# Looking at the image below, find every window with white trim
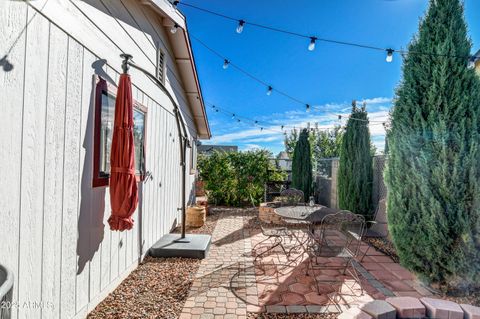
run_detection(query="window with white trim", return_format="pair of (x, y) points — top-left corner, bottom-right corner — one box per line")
(93, 76), (147, 187)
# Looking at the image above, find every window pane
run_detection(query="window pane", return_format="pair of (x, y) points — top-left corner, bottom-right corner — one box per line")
(133, 109), (145, 174)
(99, 92), (115, 177)
(99, 91), (146, 178)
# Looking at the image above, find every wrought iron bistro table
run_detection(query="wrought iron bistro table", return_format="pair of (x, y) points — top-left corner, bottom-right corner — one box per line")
(274, 205), (339, 224)
(274, 205), (340, 255)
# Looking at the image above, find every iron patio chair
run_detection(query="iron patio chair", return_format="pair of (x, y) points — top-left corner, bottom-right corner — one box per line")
(278, 188), (305, 206)
(252, 221), (289, 263)
(253, 188), (306, 262)
(306, 210), (366, 297)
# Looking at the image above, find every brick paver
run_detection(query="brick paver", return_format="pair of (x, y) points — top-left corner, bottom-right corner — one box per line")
(460, 304), (480, 319)
(386, 296), (426, 318)
(180, 209), (257, 318)
(420, 297), (464, 319)
(339, 307), (373, 319)
(180, 207), (437, 317)
(360, 300), (396, 319)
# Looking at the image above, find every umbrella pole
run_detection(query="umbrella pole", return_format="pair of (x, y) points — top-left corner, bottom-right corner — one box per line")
(121, 54), (190, 240)
(181, 137), (187, 238)
(175, 109), (188, 239)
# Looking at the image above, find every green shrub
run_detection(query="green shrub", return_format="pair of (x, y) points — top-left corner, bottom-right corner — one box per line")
(198, 150), (285, 206)
(385, 0), (480, 290)
(337, 102), (373, 218)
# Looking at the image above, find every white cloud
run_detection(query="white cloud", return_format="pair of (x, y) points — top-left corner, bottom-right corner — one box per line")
(242, 135), (283, 143)
(243, 144), (262, 151)
(209, 127), (279, 144)
(206, 97), (392, 153)
(361, 97), (392, 104)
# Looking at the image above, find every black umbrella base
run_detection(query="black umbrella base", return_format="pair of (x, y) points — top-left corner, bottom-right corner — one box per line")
(150, 234), (211, 259)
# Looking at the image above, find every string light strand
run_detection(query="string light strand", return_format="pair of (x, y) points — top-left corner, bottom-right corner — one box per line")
(175, 1), (473, 60)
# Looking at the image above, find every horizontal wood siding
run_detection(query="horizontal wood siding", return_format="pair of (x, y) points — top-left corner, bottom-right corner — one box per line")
(0, 0), (200, 318)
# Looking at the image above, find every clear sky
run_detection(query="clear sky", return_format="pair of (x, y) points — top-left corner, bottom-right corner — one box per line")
(179, 0), (480, 155)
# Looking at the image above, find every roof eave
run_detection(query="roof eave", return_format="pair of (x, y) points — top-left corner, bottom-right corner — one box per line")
(139, 0), (211, 139)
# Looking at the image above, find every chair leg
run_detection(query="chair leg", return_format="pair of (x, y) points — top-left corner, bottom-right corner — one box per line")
(345, 260), (364, 296)
(305, 255), (311, 276)
(278, 237), (288, 256)
(359, 244), (370, 262)
(306, 256), (323, 294)
(254, 236), (281, 264)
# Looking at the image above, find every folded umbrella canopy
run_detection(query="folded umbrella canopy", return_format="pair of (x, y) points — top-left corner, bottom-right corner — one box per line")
(108, 73), (138, 231)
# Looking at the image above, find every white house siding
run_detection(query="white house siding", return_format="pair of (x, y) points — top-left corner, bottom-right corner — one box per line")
(0, 0), (201, 318)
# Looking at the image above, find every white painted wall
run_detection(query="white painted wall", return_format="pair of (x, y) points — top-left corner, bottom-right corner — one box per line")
(0, 0), (201, 318)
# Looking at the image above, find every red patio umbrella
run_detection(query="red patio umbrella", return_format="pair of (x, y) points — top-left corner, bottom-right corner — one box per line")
(107, 73), (138, 231)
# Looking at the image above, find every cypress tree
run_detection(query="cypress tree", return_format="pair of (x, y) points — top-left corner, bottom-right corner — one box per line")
(291, 129), (313, 202)
(337, 101), (373, 217)
(385, 0), (480, 289)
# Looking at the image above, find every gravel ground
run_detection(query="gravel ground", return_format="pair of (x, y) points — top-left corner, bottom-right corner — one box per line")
(87, 257), (200, 319)
(364, 237), (400, 263)
(88, 206), (220, 319)
(172, 205), (222, 235)
(443, 291), (480, 307)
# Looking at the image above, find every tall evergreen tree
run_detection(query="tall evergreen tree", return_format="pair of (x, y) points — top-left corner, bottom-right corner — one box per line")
(291, 129), (313, 202)
(338, 101), (373, 217)
(385, 0), (480, 289)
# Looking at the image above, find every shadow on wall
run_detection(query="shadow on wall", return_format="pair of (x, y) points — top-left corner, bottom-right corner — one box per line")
(2, 0), (51, 72)
(91, 59), (116, 86)
(0, 55), (13, 72)
(76, 61), (110, 274)
(80, 0), (193, 130)
(77, 59), (146, 272)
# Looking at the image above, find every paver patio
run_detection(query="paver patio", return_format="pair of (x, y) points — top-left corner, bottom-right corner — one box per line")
(180, 208), (435, 318)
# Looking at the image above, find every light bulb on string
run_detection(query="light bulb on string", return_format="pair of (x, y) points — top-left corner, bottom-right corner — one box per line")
(306, 104), (310, 112)
(172, 1), (179, 8)
(170, 23), (179, 34)
(236, 20), (245, 34)
(260, 127), (264, 131)
(308, 37), (317, 51)
(232, 114), (235, 119)
(386, 49), (394, 63)
(223, 59), (230, 69)
(266, 86), (273, 96)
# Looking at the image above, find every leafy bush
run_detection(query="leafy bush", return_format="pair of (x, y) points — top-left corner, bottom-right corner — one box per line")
(285, 125), (343, 174)
(198, 150), (285, 206)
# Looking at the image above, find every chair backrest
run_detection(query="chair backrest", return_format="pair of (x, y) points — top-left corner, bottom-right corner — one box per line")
(279, 188), (304, 206)
(319, 210), (365, 257)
